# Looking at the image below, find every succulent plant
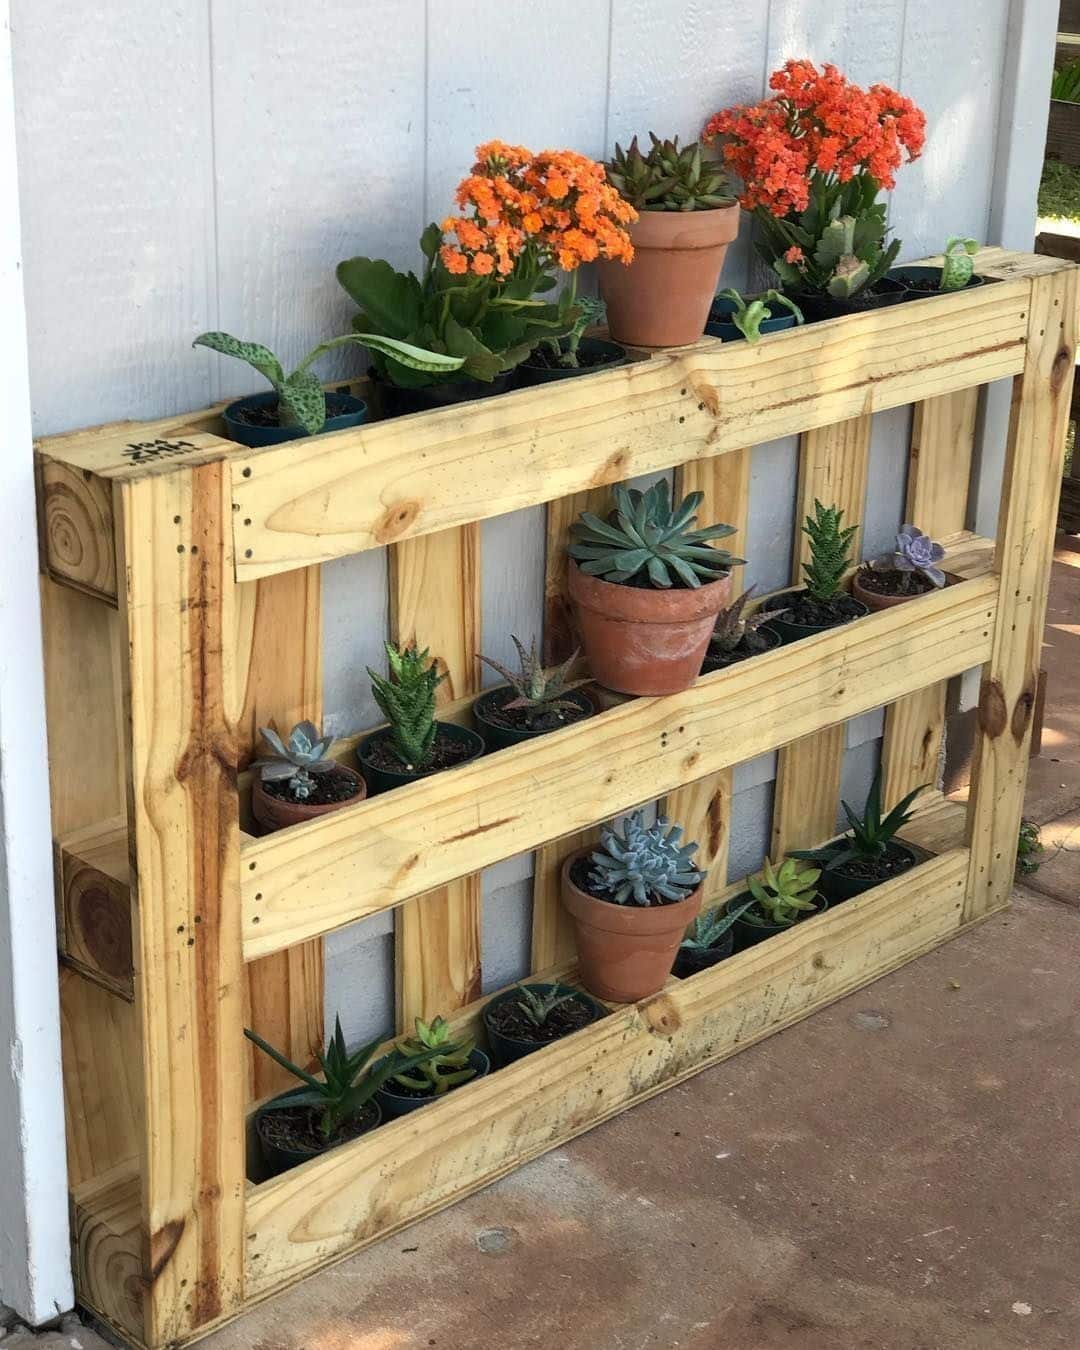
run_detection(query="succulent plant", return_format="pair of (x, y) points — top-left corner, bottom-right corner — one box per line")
(872, 524), (947, 590)
(244, 1017), (440, 1140)
(802, 500), (859, 603)
(790, 768), (927, 872)
(513, 982), (581, 1028)
(568, 481), (744, 589)
(713, 288), (804, 343)
(746, 858), (821, 926)
(589, 810), (704, 906)
(389, 1016), (476, 1096)
(606, 134), (734, 212)
(679, 897), (757, 951)
(1016, 819), (1044, 876)
(252, 720), (337, 801)
(939, 236), (979, 291)
(538, 295), (608, 369)
(193, 330), (464, 436)
(477, 635), (590, 729)
(711, 587), (786, 657)
(367, 642), (445, 770)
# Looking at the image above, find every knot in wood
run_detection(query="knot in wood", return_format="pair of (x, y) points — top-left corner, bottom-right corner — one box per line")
(977, 679), (1008, 739)
(642, 994), (681, 1036)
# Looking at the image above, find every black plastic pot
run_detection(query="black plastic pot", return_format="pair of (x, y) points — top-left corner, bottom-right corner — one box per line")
(356, 722), (485, 796)
(727, 892), (829, 952)
(515, 337), (628, 387)
(481, 984), (607, 1067)
(672, 928), (734, 978)
(815, 840), (919, 902)
(761, 589), (869, 646)
(701, 624), (781, 674)
(374, 1048), (490, 1119)
(472, 686), (594, 752)
(372, 369), (512, 419)
(791, 277), (907, 322)
(254, 1086), (382, 1178)
(887, 265), (985, 299)
(705, 296), (799, 342)
(222, 391), (367, 449)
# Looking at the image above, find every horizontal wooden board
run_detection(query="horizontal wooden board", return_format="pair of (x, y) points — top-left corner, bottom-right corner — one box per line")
(244, 847), (970, 1298)
(241, 574), (997, 959)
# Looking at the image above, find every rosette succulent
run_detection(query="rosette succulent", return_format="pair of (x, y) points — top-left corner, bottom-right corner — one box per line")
(606, 133), (734, 212)
(253, 720), (336, 801)
(390, 1016), (476, 1096)
(589, 810), (704, 906)
(514, 983), (580, 1027)
(746, 858), (821, 926)
(874, 524), (947, 590)
(477, 635), (589, 729)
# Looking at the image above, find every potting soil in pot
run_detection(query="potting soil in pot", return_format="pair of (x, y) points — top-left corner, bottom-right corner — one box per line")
(485, 996), (598, 1045)
(362, 730), (476, 776)
(257, 1099), (379, 1155)
(854, 568), (934, 600)
(775, 592), (865, 627)
(701, 626), (779, 673)
(477, 687), (591, 734)
(260, 768), (363, 807)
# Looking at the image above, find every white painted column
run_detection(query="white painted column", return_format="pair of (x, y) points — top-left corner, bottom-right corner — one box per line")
(0, 0), (74, 1325)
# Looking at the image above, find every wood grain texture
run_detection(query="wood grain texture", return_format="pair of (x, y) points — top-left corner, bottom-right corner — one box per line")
(71, 1165), (144, 1346)
(56, 817), (132, 999)
(37, 459), (116, 598)
(390, 525), (483, 1028)
(965, 269), (1078, 919)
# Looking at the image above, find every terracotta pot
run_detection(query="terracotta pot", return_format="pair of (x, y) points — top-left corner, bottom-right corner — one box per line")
(568, 562), (731, 696)
(851, 569), (958, 613)
(560, 848), (703, 1002)
(597, 204), (740, 348)
(251, 765), (366, 834)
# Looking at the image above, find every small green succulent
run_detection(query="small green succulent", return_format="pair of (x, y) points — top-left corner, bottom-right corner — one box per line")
(680, 897), (757, 951)
(746, 858), (821, 926)
(711, 587), (786, 657)
(252, 720), (336, 801)
(477, 635), (589, 730)
(802, 500), (859, 603)
(939, 237), (979, 291)
(713, 288), (804, 342)
(1016, 819), (1044, 876)
(390, 1016), (476, 1096)
(606, 134), (734, 212)
(513, 983), (580, 1028)
(569, 481), (744, 589)
(367, 642), (445, 770)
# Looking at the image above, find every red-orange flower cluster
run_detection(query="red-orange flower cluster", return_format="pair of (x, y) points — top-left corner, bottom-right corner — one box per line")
(703, 60), (926, 218)
(440, 140), (637, 278)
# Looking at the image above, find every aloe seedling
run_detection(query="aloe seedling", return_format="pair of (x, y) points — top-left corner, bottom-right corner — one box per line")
(939, 237), (979, 291)
(606, 133), (733, 212)
(713, 288), (804, 343)
(252, 720), (336, 801)
(367, 642), (445, 770)
(193, 330), (464, 436)
(589, 810), (704, 906)
(477, 635), (589, 729)
(680, 898), (757, 950)
(569, 480), (744, 589)
(390, 1016), (476, 1096)
(746, 858), (820, 926)
(802, 500), (859, 603)
(871, 524), (947, 590)
(711, 587), (786, 657)
(791, 768), (927, 872)
(513, 983), (580, 1028)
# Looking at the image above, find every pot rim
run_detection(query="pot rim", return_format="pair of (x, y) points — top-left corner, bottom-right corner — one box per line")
(622, 201), (740, 250)
(356, 720), (485, 769)
(568, 560), (732, 623)
(473, 684), (595, 724)
(560, 846), (703, 935)
(255, 1086), (382, 1157)
(252, 764), (366, 820)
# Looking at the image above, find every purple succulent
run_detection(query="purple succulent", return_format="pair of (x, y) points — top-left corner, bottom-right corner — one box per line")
(877, 524), (946, 588)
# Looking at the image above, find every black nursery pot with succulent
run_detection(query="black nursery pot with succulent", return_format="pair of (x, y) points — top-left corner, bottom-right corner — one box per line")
(516, 298), (627, 386)
(726, 858), (827, 952)
(762, 500), (868, 643)
(358, 642), (484, 795)
(374, 1016), (489, 1119)
(790, 769), (924, 902)
(701, 586), (784, 672)
(473, 635), (594, 751)
(482, 982), (607, 1067)
(672, 897), (757, 976)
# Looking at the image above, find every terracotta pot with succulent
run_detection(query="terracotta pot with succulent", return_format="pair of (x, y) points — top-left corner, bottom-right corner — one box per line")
(562, 811), (704, 1002)
(374, 1015), (489, 1119)
(853, 524), (950, 611)
(598, 134), (739, 347)
(567, 481), (744, 695)
(790, 769), (924, 902)
(358, 642), (484, 795)
(672, 897), (758, 977)
(244, 1018), (441, 1177)
(762, 500), (868, 643)
(705, 60), (926, 321)
(192, 331), (463, 448)
(727, 858), (827, 951)
(516, 297), (627, 386)
(250, 720), (365, 833)
(890, 236), (985, 298)
(337, 141), (635, 416)
(473, 635), (594, 751)
(701, 586), (785, 673)
(482, 981), (607, 1067)
(706, 288), (804, 343)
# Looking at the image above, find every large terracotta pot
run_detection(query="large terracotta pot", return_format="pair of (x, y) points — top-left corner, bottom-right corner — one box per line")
(568, 561), (731, 695)
(597, 204), (740, 348)
(560, 848), (702, 1002)
(251, 766), (366, 834)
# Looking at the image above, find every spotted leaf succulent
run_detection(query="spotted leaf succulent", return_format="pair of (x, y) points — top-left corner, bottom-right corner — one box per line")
(589, 810), (704, 906)
(680, 898), (757, 951)
(939, 237), (979, 291)
(477, 635), (589, 729)
(711, 587), (786, 656)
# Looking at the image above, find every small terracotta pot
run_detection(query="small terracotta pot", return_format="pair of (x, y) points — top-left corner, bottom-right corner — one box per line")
(560, 848), (703, 1002)
(251, 766), (366, 834)
(568, 562), (731, 695)
(597, 204), (740, 348)
(851, 568), (957, 613)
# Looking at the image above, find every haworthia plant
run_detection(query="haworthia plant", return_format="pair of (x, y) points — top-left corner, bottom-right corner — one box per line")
(193, 330), (465, 436)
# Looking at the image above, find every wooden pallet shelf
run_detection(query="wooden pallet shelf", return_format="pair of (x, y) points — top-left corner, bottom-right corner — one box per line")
(36, 249), (1075, 1349)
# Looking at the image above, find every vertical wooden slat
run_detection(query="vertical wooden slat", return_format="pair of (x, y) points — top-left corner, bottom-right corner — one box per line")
(116, 464), (244, 1345)
(965, 270), (1077, 920)
(771, 416), (871, 857)
(390, 525), (483, 1028)
(880, 388), (979, 808)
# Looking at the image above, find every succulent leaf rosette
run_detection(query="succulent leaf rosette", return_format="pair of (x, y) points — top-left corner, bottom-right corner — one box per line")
(589, 811), (704, 906)
(874, 524), (947, 589)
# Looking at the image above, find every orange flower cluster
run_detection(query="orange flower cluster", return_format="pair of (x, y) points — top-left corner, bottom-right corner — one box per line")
(703, 60), (926, 218)
(440, 140), (637, 279)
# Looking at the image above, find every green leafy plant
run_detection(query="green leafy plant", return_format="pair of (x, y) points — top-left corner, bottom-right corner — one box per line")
(801, 500), (859, 603)
(477, 635), (589, 729)
(367, 642), (445, 770)
(513, 983), (580, 1028)
(1016, 819), (1044, 876)
(606, 134), (734, 212)
(536, 295), (608, 368)
(680, 898), (757, 950)
(389, 1016), (476, 1096)
(589, 810), (704, 906)
(711, 587), (786, 656)
(746, 858), (821, 926)
(790, 768), (927, 872)
(245, 1018), (439, 1140)
(1052, 59), (1080, 102)
(252, 720), (336, 801)
(713, 288), (804, 342)
(939, 237), (979, 291)
(193, 330), (464, 435)
(568, 481), (744, 589)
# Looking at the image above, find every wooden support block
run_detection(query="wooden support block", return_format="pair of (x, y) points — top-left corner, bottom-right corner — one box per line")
(56, 817), (132, 998)
(37, 459), (117, 600)
(71, 1165), (144, 1346)
(390, 524), (483, 1028)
